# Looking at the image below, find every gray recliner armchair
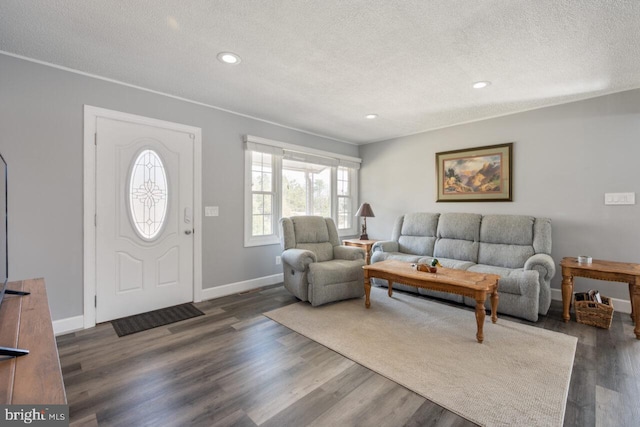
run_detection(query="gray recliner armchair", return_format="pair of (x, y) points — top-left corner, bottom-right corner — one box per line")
(279, 216), (366, 306)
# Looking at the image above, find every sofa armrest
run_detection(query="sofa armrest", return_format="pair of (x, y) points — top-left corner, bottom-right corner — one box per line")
(334, 245), (365, 261)
(282, 248), (317, 271)
(372, 240), (399, 253)
(524, 254), (556, 282)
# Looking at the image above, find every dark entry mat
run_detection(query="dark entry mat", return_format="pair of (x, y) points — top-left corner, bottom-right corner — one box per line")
(111, 303), (205, 337)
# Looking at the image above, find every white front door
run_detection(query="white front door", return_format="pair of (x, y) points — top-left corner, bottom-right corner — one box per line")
(95, 117), (194, 323)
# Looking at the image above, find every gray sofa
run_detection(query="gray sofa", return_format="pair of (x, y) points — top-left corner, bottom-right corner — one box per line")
(280, 216), (366, 306)
(371, 213), (555, 321)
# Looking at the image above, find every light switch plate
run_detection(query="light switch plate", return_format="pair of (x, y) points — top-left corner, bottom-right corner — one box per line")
(604, 192), (635, 205)
(205, 206), (219, 216)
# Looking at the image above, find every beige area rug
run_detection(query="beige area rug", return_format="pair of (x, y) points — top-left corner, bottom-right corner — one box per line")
(264, 287), (577, 427)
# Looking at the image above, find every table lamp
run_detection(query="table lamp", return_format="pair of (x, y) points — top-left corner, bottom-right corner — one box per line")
(355, 202), (375, 240)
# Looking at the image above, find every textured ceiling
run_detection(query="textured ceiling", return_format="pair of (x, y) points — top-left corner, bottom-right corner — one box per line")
(1, 0), (639, 144)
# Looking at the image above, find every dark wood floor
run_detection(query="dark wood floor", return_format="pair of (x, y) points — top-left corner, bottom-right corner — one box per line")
(57, 286), (640, 427)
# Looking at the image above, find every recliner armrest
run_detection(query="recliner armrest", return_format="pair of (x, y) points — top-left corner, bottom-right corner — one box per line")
(282, 249), (317, 271)
(524, 254), (556, 282)
(372, 240), (399, 253)
(334, 245), (365, 261)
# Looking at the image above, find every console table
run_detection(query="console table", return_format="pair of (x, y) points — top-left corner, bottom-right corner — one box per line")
(0, 278), (67, 404)
(560, 257), (640, 339)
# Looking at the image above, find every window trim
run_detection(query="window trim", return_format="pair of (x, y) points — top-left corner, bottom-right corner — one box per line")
(244, 135), (360, 247)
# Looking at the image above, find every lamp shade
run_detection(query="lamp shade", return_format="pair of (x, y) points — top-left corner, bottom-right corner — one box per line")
(355, 203), (375, 218)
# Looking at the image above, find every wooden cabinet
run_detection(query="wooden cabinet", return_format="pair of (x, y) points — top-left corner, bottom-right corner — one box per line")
(343, 239), (378, 265)
(0, 278), (67, 404)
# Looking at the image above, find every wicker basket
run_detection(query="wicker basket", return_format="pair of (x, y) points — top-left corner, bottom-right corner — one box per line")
(574, 295), (614, 329)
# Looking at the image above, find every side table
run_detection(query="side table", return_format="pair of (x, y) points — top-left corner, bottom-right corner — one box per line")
(343, 239), (378, 265)
(560, 257), (640, 339)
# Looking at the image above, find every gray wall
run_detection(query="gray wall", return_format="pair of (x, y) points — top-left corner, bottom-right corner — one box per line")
(360, 89), (640, 301)
(3, 51), (638, 320)
(0, 54), (358, 320)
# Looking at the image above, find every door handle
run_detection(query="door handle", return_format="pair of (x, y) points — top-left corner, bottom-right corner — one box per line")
(185, 230), (192, 235)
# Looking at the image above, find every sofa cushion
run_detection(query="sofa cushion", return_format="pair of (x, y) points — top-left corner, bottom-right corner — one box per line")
(478, 242), (535, 269)
(288, 216), (336, 262)
(401, 212), (439, 236)
(480, 215), (534, 245)
(370, 251), (422, 264)
(434, 213), (481, 263)
(466, 263), (513, 276)
(437, 213), (481, 241)
(478, 215), (536, 268)
(398, 236), (436, 256)
(434, 240), (478, 263)
(292, 216), (329, 243)
(397, 212), (439, 255)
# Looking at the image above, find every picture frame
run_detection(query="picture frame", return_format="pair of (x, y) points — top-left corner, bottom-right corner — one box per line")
(436, 142), (512, 202)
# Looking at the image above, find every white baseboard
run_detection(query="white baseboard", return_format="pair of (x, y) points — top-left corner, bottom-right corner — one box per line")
(551, 288), (631, 314)
(52, 315), (85, 336)
(47, 283), (632, 334)
(50, 274), (284, 334)
(200, 273), (284, 302)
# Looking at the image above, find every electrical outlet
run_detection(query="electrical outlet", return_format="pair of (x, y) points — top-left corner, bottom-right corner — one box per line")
(604, 192), (635, 205)
(205, 206), (219, 216)
(275, 256), (281, 265)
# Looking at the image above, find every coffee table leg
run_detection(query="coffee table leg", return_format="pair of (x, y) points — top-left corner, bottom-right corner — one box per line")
(490, 288), (499, 324)
(364, 274), (371, 309)
(561, 272), (573, 322)
(387, 280), (393, 297)
(475, 297), (486, 343)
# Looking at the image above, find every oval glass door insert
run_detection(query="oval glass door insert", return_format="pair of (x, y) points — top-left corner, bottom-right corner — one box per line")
(128, 149), (168, 240)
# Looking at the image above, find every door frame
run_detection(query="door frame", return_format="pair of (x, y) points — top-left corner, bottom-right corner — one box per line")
(83, 105), (203, 329)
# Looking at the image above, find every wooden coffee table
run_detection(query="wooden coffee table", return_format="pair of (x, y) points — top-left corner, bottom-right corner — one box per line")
(363, 260), (500, 343)
(560, 257), (640, 339)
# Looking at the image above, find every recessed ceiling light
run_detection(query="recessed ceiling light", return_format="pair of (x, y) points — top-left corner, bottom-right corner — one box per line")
(365, 114), (378, 119)
(472, 81), (491, 89)
(217, 52), (241, 64)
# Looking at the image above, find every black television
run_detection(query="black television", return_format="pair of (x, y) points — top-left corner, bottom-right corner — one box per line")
(0, 153), (29, 358)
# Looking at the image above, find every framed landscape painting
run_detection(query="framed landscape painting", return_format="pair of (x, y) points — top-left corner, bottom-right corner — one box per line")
(436, 142), (512, 202)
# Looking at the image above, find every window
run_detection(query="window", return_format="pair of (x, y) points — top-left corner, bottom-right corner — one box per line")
(337, 166), (352, 230)
(244, 136), (360, 247)
(245, 149), (280, 247)
(282, 159), (331, 218)
(251, 152), (275, 237)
